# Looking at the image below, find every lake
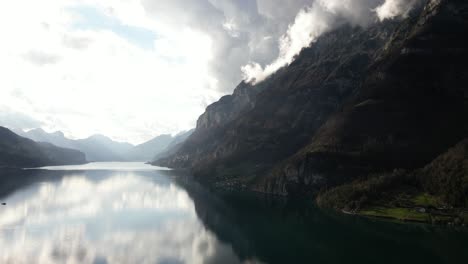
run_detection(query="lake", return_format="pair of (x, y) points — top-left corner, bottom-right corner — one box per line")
(0, 162), (467, 264)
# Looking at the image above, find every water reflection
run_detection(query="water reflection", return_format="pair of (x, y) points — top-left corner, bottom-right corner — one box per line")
(1, 164), (468, 264)
(0, 169), (244, 264)
(38, 161), (170, 171)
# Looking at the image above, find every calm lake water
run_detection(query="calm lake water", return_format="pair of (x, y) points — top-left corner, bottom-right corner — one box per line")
(0, 162), (467, 264)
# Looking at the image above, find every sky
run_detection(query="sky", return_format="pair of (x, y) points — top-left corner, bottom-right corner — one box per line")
(0, 0), (420, 144)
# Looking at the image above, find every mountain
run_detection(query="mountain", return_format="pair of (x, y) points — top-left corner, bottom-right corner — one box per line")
(155, 0), (468, 221)
(79, 134), (133, 161)
(0, 126), (86, 168)
(125, 134), (173, 162)
(18, 128), (134, 162)
(156, 13), (404, 181)
(152, 129), (194, 161)
(19, 128), (195, 162)
(125, 130), (195, 162)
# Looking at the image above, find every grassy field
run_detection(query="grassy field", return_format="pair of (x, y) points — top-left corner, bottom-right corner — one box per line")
(357, 193), (466, 224)
(360, 207), (430, 222)
(411, 193), (443, 208)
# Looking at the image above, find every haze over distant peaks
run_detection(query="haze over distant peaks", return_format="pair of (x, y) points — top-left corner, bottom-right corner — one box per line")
(17, 128), (194, 162)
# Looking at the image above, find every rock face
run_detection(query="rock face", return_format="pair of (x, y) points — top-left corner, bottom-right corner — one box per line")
(0, 126), (87, 167)
(156, 0), (468, 201)
(155, 81), (268, 169)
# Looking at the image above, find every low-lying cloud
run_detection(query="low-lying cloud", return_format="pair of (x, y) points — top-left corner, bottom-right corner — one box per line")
(376, 0), (421, 21)
(0, 106), (44, 130)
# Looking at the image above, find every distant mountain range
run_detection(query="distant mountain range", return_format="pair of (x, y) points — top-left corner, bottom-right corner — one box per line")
(126, 134), (173, 162)
(16, 128), (133, 162)
(128, 129), (194, 162)
(16, 128), (194, 162)
(0, 126), (86, 168)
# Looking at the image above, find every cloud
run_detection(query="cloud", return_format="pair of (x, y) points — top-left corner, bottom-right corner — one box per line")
(0, 106), (44, 130)
(376, 0), (421, 21)
(0, 1), (219, 144)
(242, 0), (423, 84)
(242, 3), (333, 83)
(139, 0), (311, 92)
(62, 34), (93, 50)
(23, 50), (61, 66)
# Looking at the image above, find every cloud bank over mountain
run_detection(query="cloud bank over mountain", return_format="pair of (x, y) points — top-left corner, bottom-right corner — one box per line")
(242, 0), (424, 83)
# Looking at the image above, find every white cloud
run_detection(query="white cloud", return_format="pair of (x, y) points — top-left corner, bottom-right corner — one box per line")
(242, 3), (333, 83)
(22, 50), (61, 66)
(376, 0), (421, 21)
(0, 0), (220, 144)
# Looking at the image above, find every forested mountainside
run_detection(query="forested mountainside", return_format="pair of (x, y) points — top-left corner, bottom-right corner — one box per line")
(0, 126), (86, 168)
(155, 0), (468, 221)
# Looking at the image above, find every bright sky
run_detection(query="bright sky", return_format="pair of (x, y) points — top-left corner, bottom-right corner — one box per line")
(0, 0), (413, 144)
(0, 0), (223, 144)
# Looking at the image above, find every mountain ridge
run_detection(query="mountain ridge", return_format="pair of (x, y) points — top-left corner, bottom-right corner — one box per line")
(17, 128), (133, 162)
(18, 128), (195, 162)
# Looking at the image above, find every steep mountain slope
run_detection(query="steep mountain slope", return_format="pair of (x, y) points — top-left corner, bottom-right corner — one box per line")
(156, 0), (468, 212)
(0, 127), (86, 167)
(155, 80), (271, 168)
(152, 129), (194, 161)
(262, 0), (468, 195)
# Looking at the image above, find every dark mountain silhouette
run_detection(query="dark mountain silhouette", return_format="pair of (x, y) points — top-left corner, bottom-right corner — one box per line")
(0, 126), (86, 168)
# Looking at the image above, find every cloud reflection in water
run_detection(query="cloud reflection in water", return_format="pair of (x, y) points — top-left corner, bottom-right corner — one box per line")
(0, 171), (243, 264)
